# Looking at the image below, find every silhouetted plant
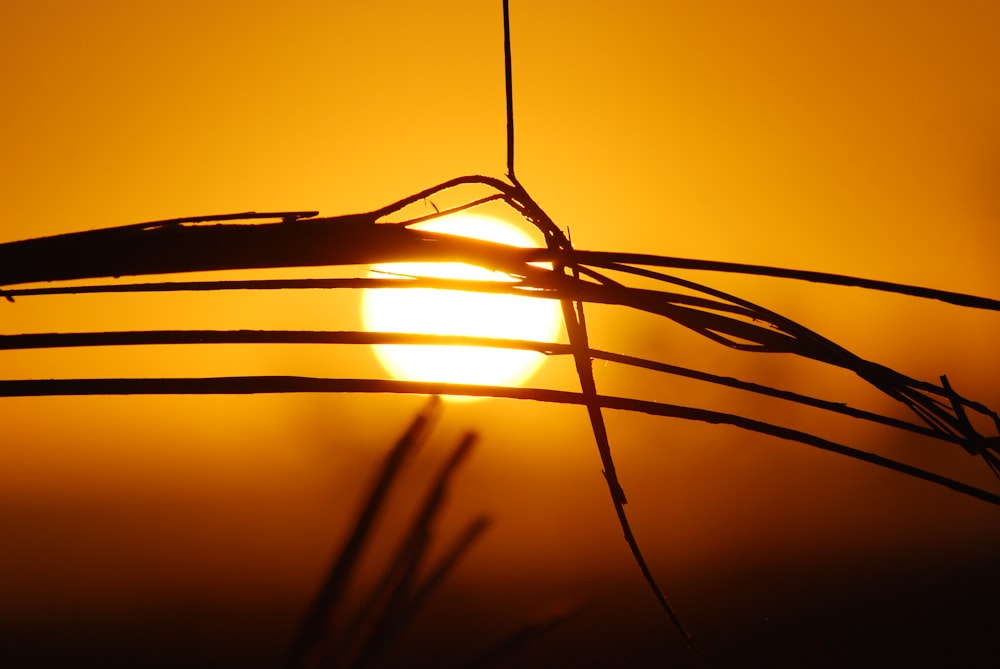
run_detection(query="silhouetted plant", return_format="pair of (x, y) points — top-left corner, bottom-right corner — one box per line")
(1, 0), (998, 660)
(284, 396), (582, 669)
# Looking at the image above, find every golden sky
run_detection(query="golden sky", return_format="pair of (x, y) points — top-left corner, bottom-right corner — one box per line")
(2, 1), (999, 667)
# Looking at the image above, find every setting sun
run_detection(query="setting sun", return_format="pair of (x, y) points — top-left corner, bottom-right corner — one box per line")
(361, 213), (562, 390)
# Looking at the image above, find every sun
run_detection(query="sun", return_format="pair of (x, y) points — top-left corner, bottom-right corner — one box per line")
(361, 212), (562, 392)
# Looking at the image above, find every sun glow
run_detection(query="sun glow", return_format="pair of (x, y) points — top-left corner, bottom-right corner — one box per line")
(361, 213), (562, 392)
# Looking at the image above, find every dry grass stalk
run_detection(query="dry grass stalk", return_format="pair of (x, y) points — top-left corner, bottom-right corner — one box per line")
(2, 1), (999, 658)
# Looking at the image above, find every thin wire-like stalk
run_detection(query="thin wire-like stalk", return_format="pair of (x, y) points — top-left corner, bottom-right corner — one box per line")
(371, 515), (493, 654)
(503, 0), (515, 180)
(0, 328), (969, 444)
(550, 249), (1000, 312)
(349, 513), (492, 669)
(555, 257), (698, 650)
(489, 17), (700, 636)
(285, 396), (441, 669)
(318, 432), (482, 669)
(392, 193), (508, 228)
(3, 375), (995, 506)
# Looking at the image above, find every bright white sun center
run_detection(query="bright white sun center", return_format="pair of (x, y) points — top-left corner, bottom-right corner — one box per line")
(361, 213), (561, 393)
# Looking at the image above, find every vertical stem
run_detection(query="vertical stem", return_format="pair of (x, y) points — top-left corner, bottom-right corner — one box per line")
(503, 0), (516, 180)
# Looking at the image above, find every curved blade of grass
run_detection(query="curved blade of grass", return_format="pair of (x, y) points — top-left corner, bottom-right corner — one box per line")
(349, 514), (493, 669)
(334, 432), (478, 669)
(285, 395), (440, 669)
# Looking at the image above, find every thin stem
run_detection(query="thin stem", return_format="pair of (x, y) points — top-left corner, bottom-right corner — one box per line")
(503, 0), (515, 179)
(553, 250), (1000, 313)
(336, 433), (480, 669)
(2, 376), (996, 506)
(391, 193), (508, 228)
(285, 396), (441, 669)
(0, 328), (959, 444)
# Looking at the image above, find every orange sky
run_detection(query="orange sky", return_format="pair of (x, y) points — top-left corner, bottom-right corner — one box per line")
(2, 2), (1000, 667)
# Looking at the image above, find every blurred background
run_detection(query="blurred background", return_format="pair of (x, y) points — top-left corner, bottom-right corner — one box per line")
(1, 1), (999, 666)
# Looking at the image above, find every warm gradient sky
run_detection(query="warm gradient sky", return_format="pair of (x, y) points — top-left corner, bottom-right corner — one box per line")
(2, 2), (1000, 667)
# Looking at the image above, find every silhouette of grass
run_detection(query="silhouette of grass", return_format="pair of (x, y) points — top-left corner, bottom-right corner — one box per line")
(284, 396), (574, 669)
(2, 0), (999, 659)
(285, 396), (442, 669)
(3, 118), (1000, 663)
(2, 213), (998, 493)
